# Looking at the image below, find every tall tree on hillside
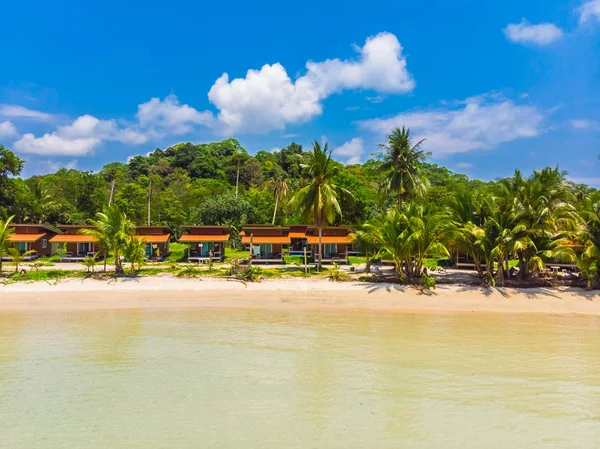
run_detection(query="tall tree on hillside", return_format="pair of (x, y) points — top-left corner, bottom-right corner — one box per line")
(289, 141), (351, 270)
(268, 177), (289, 225)
(0, 216), (15, 273)
(375, 127), (430, 206)
(80, 204), (135, 275)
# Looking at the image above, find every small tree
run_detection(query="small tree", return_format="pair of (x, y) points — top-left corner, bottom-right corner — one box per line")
(0, 216), (15, 273)
(7, 248), (35, 273)
(123, 236), (146, 277)
(82, 256), (97, 273)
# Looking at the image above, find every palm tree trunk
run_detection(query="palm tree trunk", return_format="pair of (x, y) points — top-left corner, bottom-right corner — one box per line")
(272, 194), (279, 225)
(103, 249), (107, 272)
(109, 181), (115, 205)
(317, 227), (323, 272)
(235, 164), (240, 199)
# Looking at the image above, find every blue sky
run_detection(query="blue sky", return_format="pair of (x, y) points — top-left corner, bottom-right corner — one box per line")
(1, 0), (599, 184)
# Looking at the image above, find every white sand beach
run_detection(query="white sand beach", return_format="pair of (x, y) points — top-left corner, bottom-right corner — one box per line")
(1, 276), (599, 315)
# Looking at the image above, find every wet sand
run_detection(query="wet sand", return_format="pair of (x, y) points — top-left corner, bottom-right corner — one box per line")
(1, 277), (599, 315)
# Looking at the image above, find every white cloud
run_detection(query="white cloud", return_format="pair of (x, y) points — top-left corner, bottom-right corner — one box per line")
(334, 137), (365, 164)
(13, 114), (149, 156)
(0, 104), (55, 122)
(456, 162), (473, 169)
(14, 133), (101, 156)
(136, 94), (214, 135)
(578, 0), (600, 23)
(503, 19), (563, 45)
(0, 121), (17, 138)
(208, 32), (414, 134)
(281, 133), (299, 138)
(366, 95), (386, 103)
(359, 93), (544, 156)
(571, 119), (600, 130)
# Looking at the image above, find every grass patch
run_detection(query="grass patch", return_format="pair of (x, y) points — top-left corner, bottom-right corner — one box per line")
(225, 247), (249, 260)
(283, 255), (304, 265)
(1, 270), (88, 284)
(163, 242), (188, 262)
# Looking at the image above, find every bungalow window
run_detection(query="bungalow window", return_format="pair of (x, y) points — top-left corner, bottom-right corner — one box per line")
(77, 242), (91, 255)
(16, 242), (27, 252)
(41, 239), (47, 249)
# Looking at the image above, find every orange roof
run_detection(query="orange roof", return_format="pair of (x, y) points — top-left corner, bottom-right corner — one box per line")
(136, 234), (170, 243)
(8, 233), (45, 243)
(306, 233), (355, 244)
(49, 235), (98, 243)
(179, 234), (230, 243)
(241, 236), (290, 244)
(289, 232), (307, 238)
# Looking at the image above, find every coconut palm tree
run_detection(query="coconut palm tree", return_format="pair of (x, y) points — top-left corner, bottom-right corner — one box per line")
(375, 126), (430, 206)
(0, 216), (15, 273)
(80, 204), (134, 275)
(268, 177), (289, 225)
(360, 204), (451, 281)
(123, 236), (147, 276)
(289, 141), (351, 270)
(7, 248), (35, 273)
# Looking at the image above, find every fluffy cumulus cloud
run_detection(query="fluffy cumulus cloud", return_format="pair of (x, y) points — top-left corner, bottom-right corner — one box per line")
(0, 121), (17, 138)
(579, 0), (600, 23)
(333, 138), (365, 164)
(136, 94), (214, 135)
(503, 19), (563, 45)
(208, 32), (414, 134)
(14, 133), (101, 156)
(14, 114), (148, 156)
(359, 93), (544, 156)
(0, 104), (55, 122)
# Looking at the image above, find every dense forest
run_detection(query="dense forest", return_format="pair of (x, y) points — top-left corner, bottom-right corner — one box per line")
(0, 138), (496, 230)
(1, 129), (599, 286)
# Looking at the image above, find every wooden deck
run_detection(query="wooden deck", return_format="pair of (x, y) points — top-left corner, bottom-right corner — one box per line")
(188, 256), (222, 263)
(1, 254), (39, 262)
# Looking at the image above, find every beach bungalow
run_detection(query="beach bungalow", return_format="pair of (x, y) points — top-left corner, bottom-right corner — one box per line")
(2, 224), (59, 261)
(49, 225), (99, 262)
(179, 226), (230, 262)
(240, 225), (290, 263)
(305, 226), (356, 264)
(135, 226), (171, 261)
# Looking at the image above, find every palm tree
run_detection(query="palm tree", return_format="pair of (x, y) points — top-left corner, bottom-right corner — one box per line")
(375, 126), (430, 206)
(289, 141), (351, 270)
(0, 216), (15, 273)
(270, 177), (289, 225)
(123, 236), (147, 276)
(7, 248), (35, 273)
(360, 204), (451, 281)
(80, 204), (134, 275)
(82, 256), (97, 273)
(554, 191), (600, 289)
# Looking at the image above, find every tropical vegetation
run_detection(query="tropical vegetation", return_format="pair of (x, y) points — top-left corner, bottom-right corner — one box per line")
(0, 130), (598, 287)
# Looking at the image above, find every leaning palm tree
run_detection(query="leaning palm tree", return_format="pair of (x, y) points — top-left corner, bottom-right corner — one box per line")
(7, 248), (35, 273)
(270, 177), (289, 225)
(289, 141), (351, 270)
(0, 216), (15, 273)
(374, 126), (430, 206)
(80, 204), (134, 275)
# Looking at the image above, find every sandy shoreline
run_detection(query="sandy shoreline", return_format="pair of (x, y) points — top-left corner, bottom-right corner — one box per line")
(0, 276), (599, 315)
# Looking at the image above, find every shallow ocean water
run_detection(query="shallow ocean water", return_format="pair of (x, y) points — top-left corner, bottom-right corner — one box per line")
(1, 309), (599, 448)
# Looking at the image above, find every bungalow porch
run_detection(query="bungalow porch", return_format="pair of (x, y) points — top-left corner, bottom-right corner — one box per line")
(179, 226), (230, 263)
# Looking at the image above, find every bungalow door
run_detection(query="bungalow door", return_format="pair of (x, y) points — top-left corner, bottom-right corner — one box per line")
(324, 244), (337, 257)
(260, 244), (272, 257)
(77, 242), (91, 255)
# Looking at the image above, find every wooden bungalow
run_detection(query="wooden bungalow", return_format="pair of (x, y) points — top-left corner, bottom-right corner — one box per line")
(240, 225), (290, 263)
(2, 224), (59, 261)
(305, 226), (356, 264)
(135, 226), (171, 261)
(179, 226), (230, 262)
(49, 225), (99, 262)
